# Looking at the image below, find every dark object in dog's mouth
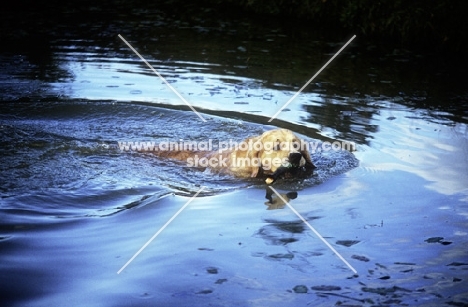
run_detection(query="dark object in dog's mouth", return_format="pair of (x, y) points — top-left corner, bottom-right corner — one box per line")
(265, 152), (315, 184)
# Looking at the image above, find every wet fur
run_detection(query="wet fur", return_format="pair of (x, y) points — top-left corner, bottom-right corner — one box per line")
(155, 128), (315, 179)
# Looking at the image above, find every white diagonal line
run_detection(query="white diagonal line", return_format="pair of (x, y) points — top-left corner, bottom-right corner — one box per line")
(117, 186), (205, 274)
(118, 34), (207, 122)
(268, 186), (358, 274)
(268, 35), (356, 122)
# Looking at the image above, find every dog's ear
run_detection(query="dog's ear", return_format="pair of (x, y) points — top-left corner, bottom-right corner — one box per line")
(300, 147), (316, 170)
(245, 136), (262, 177)
(292, 136), (315, 170)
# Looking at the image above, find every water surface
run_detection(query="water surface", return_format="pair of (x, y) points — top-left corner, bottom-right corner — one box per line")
(1, 4), (467, 306)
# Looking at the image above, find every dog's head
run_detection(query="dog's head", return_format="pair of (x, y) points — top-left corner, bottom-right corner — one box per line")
(246, 129), (315, 178)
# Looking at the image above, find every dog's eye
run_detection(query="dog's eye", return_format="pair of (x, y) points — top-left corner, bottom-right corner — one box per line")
(292, 142), (300, 151)
(274, 139), (281, 151)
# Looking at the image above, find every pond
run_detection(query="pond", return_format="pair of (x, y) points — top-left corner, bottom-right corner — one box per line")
(1, 3), (467, 306)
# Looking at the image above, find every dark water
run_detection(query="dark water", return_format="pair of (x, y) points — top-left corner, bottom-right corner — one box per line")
(1, 3), (468, 307)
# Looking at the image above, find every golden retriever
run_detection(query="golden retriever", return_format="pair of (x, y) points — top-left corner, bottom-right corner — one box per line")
(155, 128), (315, 182)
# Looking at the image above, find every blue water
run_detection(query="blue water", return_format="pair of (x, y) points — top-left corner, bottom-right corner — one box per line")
(1, 5), (468, 306)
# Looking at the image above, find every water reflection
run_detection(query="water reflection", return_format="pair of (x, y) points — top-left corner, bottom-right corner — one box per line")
(51, 55), (380, 148)
(302, 97), (379, 145)
(264, 186), (298, 210)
